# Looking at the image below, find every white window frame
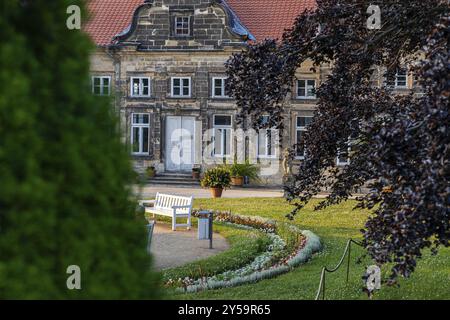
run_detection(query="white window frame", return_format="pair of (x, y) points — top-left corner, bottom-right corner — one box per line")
(336, 141), (351, 166)
(130, 77), (151, 97)
(212, 77), (229, 98)
(393, 69), (408, 88)
(92, 76), (111, 96)
(174, 16), (190, 36)
(131, 113), (150, 156)
(296, 79), (316, 99)
(257, 116), (278, 159)
(386, 68), (409, 89)
(295, 116), (313, 159)
(213, 115), (232, 158)
(171, 77), (192, 98)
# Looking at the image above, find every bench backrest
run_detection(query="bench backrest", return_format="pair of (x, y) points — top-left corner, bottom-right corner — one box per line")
(154, 193), (193, 214)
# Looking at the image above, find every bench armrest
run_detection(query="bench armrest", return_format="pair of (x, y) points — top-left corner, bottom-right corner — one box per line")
(139, 200), (156, 206)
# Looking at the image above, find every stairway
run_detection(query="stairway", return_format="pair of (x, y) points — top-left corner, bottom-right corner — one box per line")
(147, 172), (200, 186)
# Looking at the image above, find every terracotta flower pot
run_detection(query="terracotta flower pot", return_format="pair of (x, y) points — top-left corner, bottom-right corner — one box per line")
(210, 187), (223, 198)
(231, 176), (244, 187)
(192, 171), (200, 180)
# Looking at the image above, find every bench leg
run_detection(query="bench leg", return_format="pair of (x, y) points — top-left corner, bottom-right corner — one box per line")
(187, 214), (191, 231)
(172, 214), (176, 231)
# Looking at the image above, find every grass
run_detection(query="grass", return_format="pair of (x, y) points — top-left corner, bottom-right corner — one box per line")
(170, 198), (450, 300)
(162, 223), (271, 284)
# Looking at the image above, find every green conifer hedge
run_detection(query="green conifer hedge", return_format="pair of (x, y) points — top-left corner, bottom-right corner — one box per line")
(0, 0), (160, 299)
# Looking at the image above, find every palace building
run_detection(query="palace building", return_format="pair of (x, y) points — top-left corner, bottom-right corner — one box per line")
(85, 0), (414, 186)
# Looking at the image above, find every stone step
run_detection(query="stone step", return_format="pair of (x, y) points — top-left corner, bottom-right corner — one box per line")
(157, 172), (192, 177)
(147, 173), (200, 186)
(147, 179), (200, 186)
(152, 175), (195, 181)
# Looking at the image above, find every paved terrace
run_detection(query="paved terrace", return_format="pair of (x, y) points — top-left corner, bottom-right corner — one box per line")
(134, 184), (352, 199)
(136, 185), (285, 199)
(150, 223), (229, 270)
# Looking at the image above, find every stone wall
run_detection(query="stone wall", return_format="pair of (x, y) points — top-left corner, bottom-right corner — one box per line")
(91, 48), (332, 185)
(120, 0), (247, 51)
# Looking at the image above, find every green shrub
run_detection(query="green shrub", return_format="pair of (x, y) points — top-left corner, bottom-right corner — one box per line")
(0, 1), (160, 299)
(228, 162), (260, 180)
(201, 167), (231, 189)
(146, 166), (156, 178)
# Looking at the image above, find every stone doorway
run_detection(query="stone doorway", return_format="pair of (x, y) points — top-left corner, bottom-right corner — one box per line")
(165, 116), (195, 172)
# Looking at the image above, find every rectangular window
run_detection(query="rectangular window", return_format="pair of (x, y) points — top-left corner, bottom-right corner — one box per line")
(171, 77), (191, 97)
(212, 77), (228, 98)
(295, 116), (313, 158)
(387, 68), (408, 88)
(257, 116), (277, 158)
(175, 16), (190, 36)
(337, 140), (351, 166)
(131, 114), (150, 155)
(213, 115), (232, 157)
(130, 77), (151, 97)
(296, 79), (316, 99)
(92, 76), (111, 96)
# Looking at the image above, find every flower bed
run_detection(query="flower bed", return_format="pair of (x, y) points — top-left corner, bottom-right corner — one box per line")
(167, 211), (322, 293)
(162, 226), (271, 284)
(211, 211), (277, 233)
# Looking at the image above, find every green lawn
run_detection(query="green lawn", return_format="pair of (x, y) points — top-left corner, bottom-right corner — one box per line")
(172, 198), (450, 300)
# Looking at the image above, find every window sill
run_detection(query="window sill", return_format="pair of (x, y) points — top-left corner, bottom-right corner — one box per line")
(128, 96), (153, 99)
(169, 96), (193, 99)
(211, 96), (232, 100)
(132, 153), (150, 156)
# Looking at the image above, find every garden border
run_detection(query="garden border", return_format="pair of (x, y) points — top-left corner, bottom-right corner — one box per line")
(176, 211), (322, 293)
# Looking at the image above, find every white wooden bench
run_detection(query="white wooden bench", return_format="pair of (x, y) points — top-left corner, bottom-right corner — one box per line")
(139, 193), (194, 231)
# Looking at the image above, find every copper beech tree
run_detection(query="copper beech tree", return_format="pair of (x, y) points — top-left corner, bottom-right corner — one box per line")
(226, 0), (449, 283)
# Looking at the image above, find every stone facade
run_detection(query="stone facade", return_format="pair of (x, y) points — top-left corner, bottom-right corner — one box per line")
(89, 0), (415, 186)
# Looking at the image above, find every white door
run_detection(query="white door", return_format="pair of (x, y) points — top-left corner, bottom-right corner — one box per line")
(166, 116), (195, 172)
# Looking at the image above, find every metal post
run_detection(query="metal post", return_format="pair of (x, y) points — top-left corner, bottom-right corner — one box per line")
(346, 241), (351, 283)
(209, 211), (213, 249)
(322, 273), (325, 300)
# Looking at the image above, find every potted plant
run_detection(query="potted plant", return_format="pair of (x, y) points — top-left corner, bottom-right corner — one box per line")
(146, 166), (156, 179)
(200, 167), (231, 198)
(230, 163), (246, 186)
(230, 161), (259, 187)
(192, 167), (201, 180)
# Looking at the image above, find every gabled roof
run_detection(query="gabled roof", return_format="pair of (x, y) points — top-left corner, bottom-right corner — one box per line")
(225, 0), (316, 41)
(84, 0), (316, 46)
(85, 0), (143, 46)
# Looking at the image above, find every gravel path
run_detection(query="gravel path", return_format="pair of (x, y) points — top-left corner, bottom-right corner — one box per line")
(150, 223), (229, 270)
(137, 185), (284, 199)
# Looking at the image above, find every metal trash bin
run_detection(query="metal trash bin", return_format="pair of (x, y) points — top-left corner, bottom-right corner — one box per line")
(198, 217), (209, 240)
(197, 210), (213, 249)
